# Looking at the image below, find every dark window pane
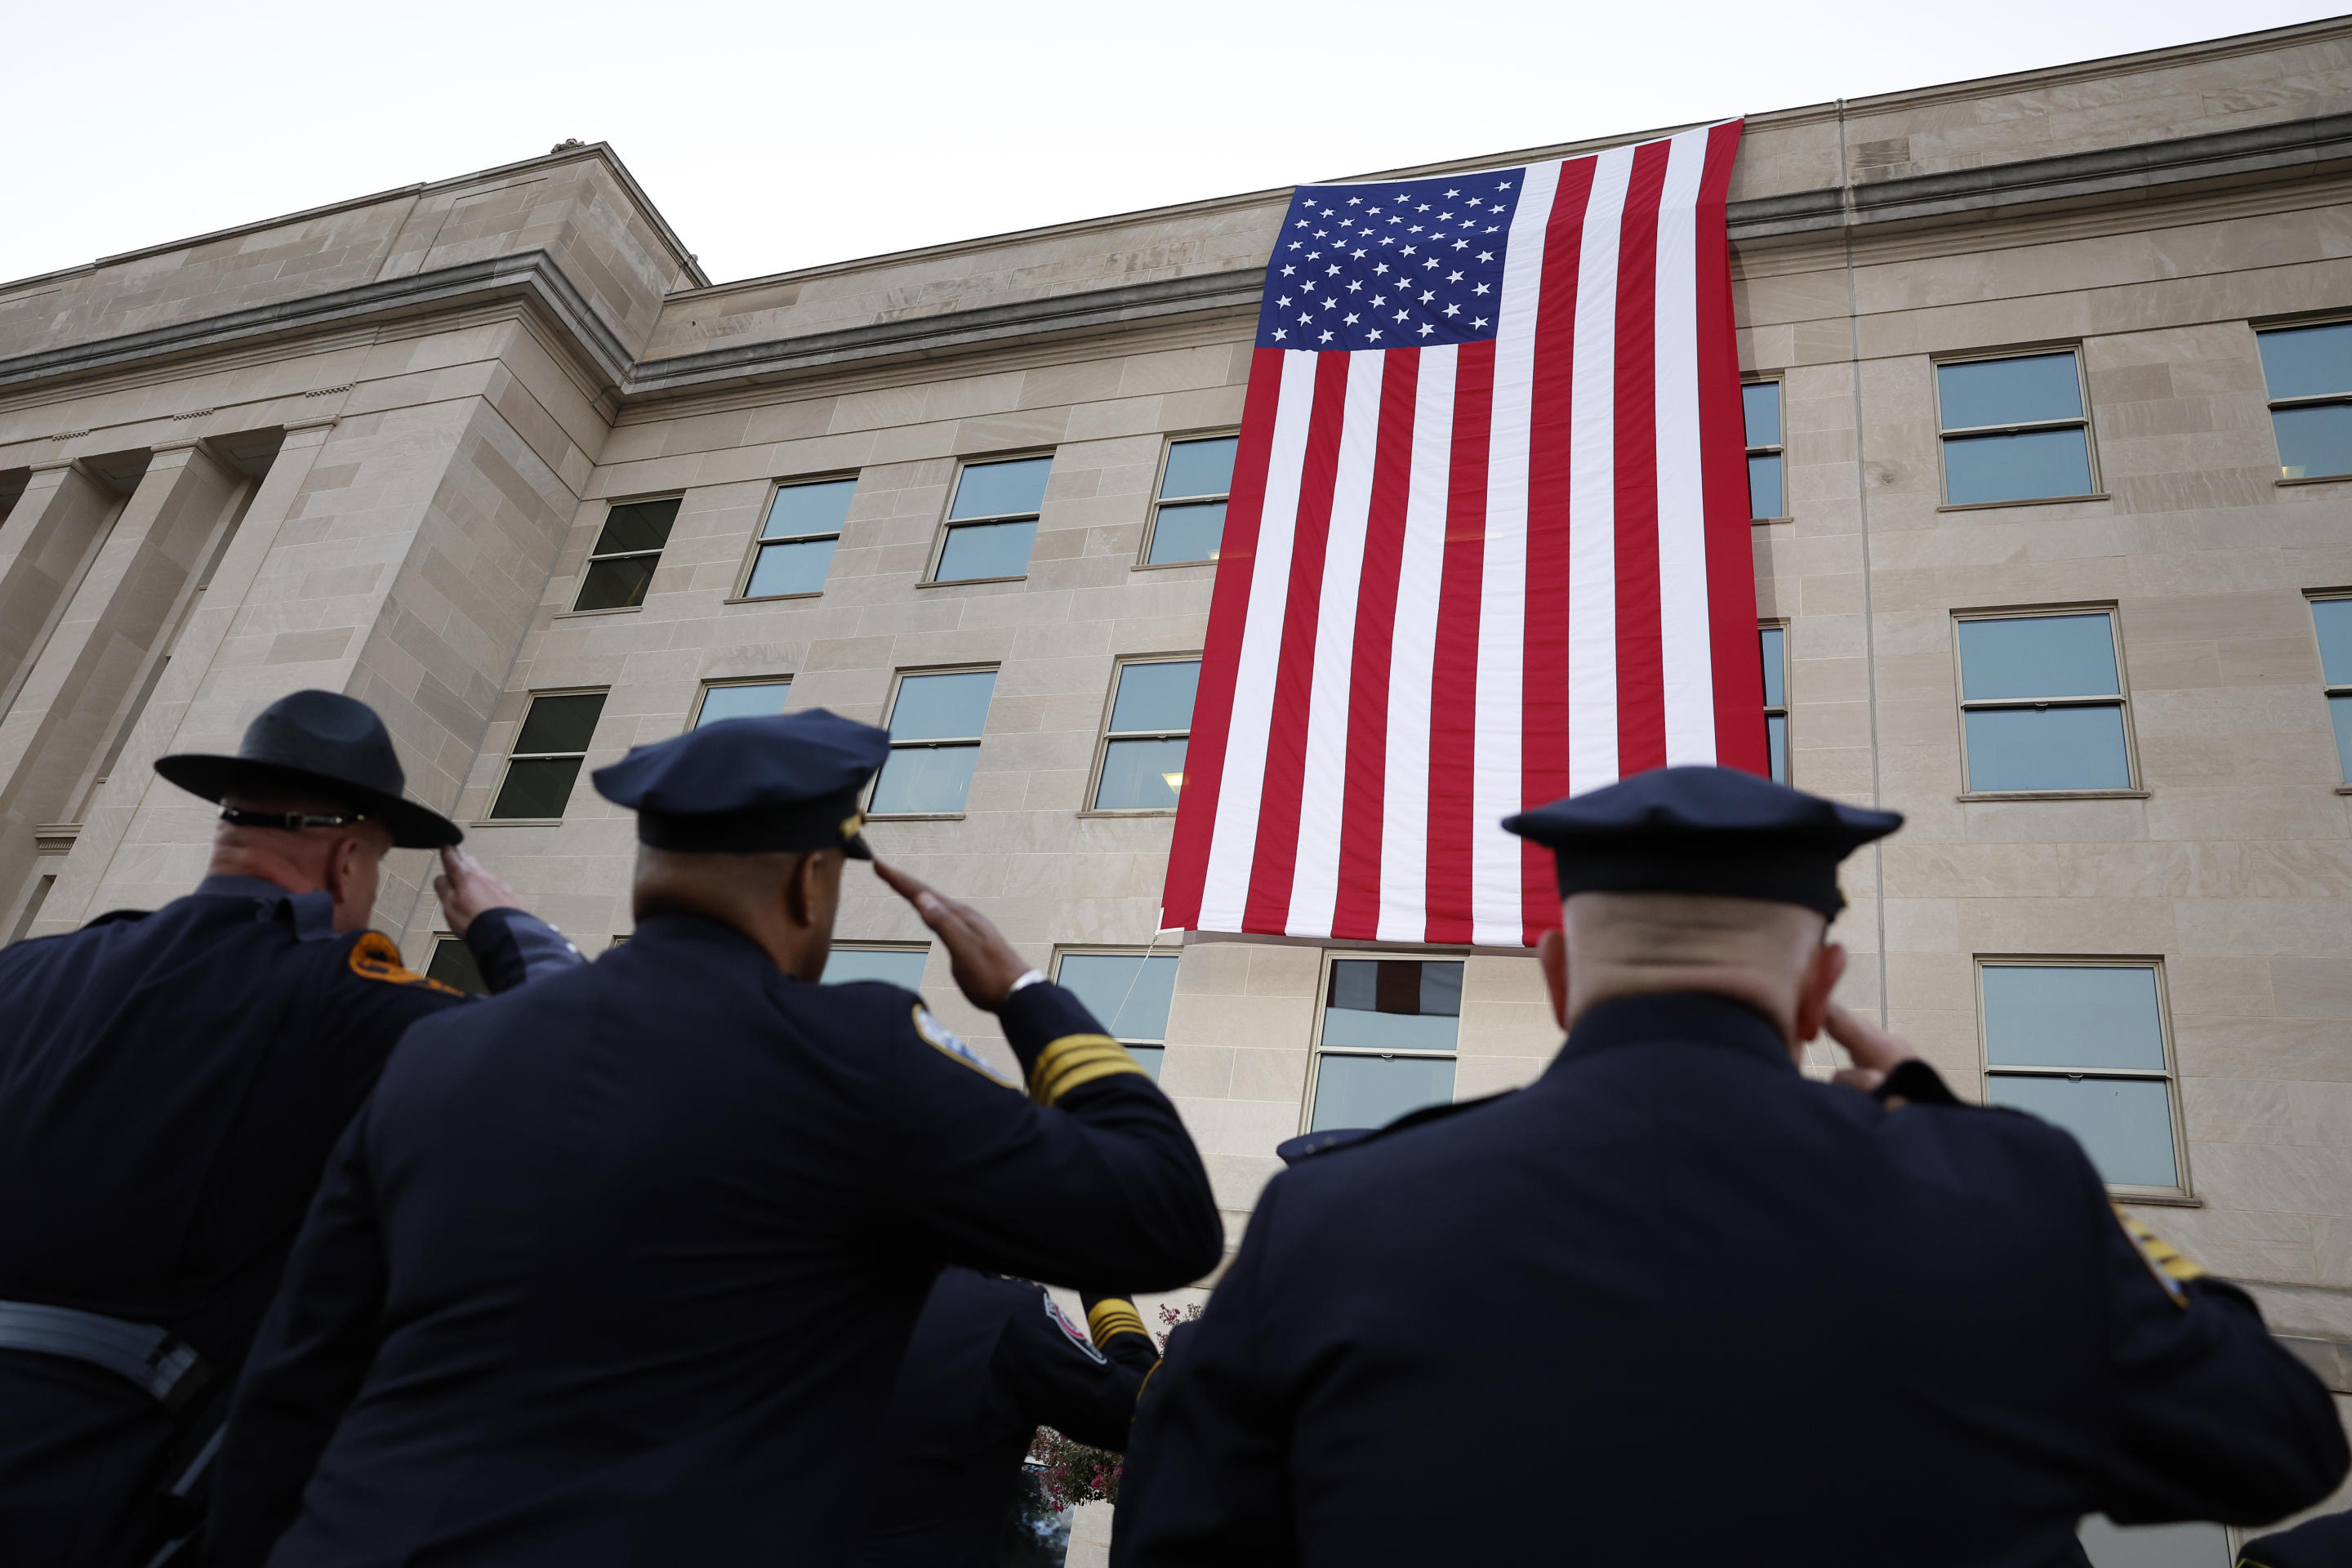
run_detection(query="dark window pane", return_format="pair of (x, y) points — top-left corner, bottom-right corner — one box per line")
(574, 555), (658, 612)
(593, 498), (680, 556)
(1111, 660), (1200, 733)
(746, 537), (837, 597)
(1943, 428), (2094, 506)
(764, 479), (858, 539)
(1741, 382), (1782, 447)
(2271, 403), (2352, 480)
(889, 671), (997, 741)
(1959, 614), (2118, 700)
(1937, 354), (2083, 430)
(871, 744), (979, 814)
(490, 755), (586, 818)
(1148, 501), (1227, 564)
(936, 520), (1037, 581)
(1128, 1045), (1165, 1081)
(514, 692), (606, 755)
(1747, 452), (1784, 519)
(1983, 965), (2166, 1070)
(1964, 706), (2130, 791)
(2332, 694), (2352, 782)
(426, 937), (488, 996)
(1767, 714), (1788, 783)
(822, 947), (929, 988)
(1759, 627), (1786, 708)
(695, 683), (791, 728)
(1056, 952), (1180, 1040)
(2259, 322), (2352, 402)
(949, 457), (1054, 519)
(1986, 1075), (2177, 1188)
(2314, 599), (2352, 686)
(1161, 438), (1239, 498)
(1095, 738), (1188, 809)
(1311, 1054), (1456, 1131)
(1322, 959), (1462, 1051)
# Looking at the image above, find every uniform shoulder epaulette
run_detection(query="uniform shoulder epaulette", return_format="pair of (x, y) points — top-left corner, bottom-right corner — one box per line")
(1361, 1089), (1519, 1145)
(345, 930), (466, 996)
(82, 908), (152, 929)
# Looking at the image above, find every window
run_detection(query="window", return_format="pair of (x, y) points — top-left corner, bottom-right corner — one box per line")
(2310, 595), (2352, 781)
(1936, 352), (2096, 506)
(1145, 437), (1236, 564)
(746, 478), (854, 598)
(2259, 321), (2352, 481)
(1954, 611), (2133, 794)
(1978, 960), (2185, 1195)
(1091, 657), (1200, 811)
(933, 457), (1051, 583)
(1054, 950), (1180, 1080)
(1743, 381), (1785, 520)
(1308, 959), (1461, 1132)
(822, 944), (929, 990)
(693, 679), (791, 728)
(1760, 625), (1788, 783)
(871, 670), (997, 816)
(488, 691), (606, 819)
(425, 935), (488, 996)
(574, 498), (680, 612)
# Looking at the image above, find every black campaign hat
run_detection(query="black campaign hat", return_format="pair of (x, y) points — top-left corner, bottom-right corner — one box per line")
(1502, 764), (1900, 920)
(591, 707), (890, 858)
(155, 689), (462, 849)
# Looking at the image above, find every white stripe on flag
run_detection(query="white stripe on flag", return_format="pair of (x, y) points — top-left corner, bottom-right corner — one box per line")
(1654, 129), (1717, 764)
(1472, 161), (1559, 944)
(1288, 350), (1387, 938)
(1199, 350), (1317, 933)
(1567, 146), (1635, 795)
(1378, 346), (1455, 942)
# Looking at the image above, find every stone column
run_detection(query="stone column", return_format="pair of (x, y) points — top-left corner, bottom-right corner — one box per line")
(0, 461), (122, 720)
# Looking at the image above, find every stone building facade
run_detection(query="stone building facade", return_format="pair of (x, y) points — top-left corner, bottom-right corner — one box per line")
(7, 18), (2352, 1559)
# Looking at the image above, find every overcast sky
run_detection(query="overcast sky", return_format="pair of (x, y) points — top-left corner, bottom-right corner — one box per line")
(6, 2), (2343, 288)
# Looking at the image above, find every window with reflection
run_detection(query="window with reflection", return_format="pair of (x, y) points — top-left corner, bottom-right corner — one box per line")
(1955, 612), (2133, 793)
(426, 935), (488, 996)
(1743, 382), (1785, 520)
(1980, 961), (2183, 1193)
(821, 945), (930, 991)
(1093, 658), (1200, 810)
(2310, 595), (2352, 782)
(934, 457), (1052, 582)
(1760, 625), (1788, 783)
(1308, 959), (1462, 1131)
(2260, 321), (2352, 481)
(1147, 437), (1237, 564)
(693, 679), (791, 728)
(1936, 353), (2096, 506)
(488, 691), (607, 819)
(871, 670), (997, 815)
(746, 479), (854, 598)
(574, 498), (680, 612)
(1054, 950), (1181, 1079)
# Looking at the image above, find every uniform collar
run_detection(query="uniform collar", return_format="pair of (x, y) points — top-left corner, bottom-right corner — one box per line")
(626, 911), (775, 960)
(193, 873), (338, 941)
(1553, 991), (1797, 1076)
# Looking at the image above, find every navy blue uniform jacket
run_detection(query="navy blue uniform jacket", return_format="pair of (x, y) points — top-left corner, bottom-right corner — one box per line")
(2241, 1508), (2352, 1566)
(1114, 992), (2348, 1568)
(207, 912), (1222, 1568)
(0, 875), (573, 1568)
(871, 1267), (1158, 1568)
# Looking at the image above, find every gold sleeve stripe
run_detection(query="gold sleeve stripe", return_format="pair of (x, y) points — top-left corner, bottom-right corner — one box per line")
(1028, 1033), (1147, 1105)
(2114, 1202), (2207, 1307)
(1087, 1300), (1149, 1343)
(1134, 1358), (1163, 1406)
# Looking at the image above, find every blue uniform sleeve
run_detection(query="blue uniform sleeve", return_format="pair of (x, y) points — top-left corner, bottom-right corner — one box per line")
(995, 1285), (1150, 1452)
(206, 1109), (390, 1568)
(2239, 1507), (2352, 1566)
(882, 982), (1222, 1293)
(461, 907), (584, 991)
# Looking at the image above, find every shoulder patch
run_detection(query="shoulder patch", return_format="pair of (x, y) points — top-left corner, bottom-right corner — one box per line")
(1042, 1292), (1106, 1364)
(348, 931), (466, 996)
(2114, 1202), (2207, 1307)
(913, 1004), (1019, 1089)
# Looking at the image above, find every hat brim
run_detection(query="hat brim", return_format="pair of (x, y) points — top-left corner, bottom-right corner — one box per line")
(154, 754), (463, 849)
(842, 831), (873, 862)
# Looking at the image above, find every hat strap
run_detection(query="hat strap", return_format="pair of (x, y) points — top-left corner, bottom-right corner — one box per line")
(219, 806), (368, 833)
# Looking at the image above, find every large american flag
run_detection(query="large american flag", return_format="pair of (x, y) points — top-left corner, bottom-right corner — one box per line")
(1162, 122), (1762, 948)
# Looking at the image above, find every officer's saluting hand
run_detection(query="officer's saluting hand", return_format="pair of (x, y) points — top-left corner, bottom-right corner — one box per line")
(206, 708), (1221, 1568)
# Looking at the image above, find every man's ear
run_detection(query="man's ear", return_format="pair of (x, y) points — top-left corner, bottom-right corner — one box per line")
(780, 852), (816, 928)
(1794, 941), (1849, 1042)
(1538, 927), (1569, 1031)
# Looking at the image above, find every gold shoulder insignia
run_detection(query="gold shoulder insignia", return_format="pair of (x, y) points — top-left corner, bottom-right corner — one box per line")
(349, 931), (466, 996)
(913, 1004), (1019, 1089)
(2113, 1202), (2207, 1307)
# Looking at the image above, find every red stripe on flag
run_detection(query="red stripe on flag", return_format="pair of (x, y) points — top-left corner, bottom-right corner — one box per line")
(1425, 341), (1495, 946)
(1611, 140), (1673, 776)
(1161, 346), (1286, 928)
(1694, 122), (1767, 775)
(1243, 352), (1352, 934)
(1333, 350), (1420, 941)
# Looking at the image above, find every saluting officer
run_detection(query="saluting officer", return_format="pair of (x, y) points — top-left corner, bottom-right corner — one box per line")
(870, 1269), (1161, 1568)
(0, 689), (578, 1568)
(207, 708), (1223, 1568)
(1113, 766), (2349, 1567)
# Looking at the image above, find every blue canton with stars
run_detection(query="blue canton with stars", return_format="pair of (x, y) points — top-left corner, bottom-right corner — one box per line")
(1256, 168), (1524, 353)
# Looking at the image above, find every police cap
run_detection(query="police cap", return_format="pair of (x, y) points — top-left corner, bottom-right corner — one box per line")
(1501, 764), (1900, 920)
(591, 708), (890, 858)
